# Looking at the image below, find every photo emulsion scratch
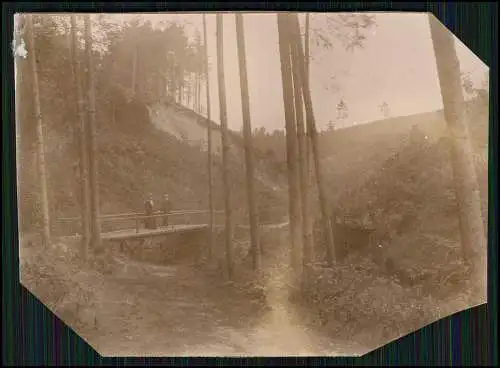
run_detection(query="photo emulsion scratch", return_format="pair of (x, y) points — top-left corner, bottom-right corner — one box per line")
(15, 12), (488, 357)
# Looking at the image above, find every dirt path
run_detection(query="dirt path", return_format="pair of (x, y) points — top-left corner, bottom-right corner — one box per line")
(88, 258), (345, 357)
(20, 238), (365, 357)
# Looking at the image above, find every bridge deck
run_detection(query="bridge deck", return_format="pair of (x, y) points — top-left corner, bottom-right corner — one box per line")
(101, 224), (209, 241)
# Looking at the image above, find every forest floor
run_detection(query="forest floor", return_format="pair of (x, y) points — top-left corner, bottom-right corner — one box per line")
(19, 235), (366, 357)
(19, 214), (480, 357)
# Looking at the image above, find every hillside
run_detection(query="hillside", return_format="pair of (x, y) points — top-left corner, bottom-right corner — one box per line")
(330, 96), (488, 216)
(320, 95), (488, 287)
(17, 92), (289, 237)
(318, 110), (447, 201)
(148, 99), (224, 153)
(292, 96), (488, 351)
(251, 97), (487, 210)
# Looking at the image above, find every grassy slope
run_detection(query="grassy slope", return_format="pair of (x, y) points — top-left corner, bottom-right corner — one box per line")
(17, 94), (289, 236)
(297, 97), (488, 351)
(334, 98), (488, 272)
(318, 110), (448, 202)
(320, 98), (487, 202)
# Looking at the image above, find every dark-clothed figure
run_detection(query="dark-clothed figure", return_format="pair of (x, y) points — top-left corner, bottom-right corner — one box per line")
(144, 194), (157, 229)
(161, 194), (172, 227)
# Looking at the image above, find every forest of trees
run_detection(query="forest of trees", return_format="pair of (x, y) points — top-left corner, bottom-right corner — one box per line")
(13, 13), (490, 358)
(17, 12), (486, 289)
(15, 15), (211, 246)
(16, 15), (207, 135)
(16, 12), (379, 276)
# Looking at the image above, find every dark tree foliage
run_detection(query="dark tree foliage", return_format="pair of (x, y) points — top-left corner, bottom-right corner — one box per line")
(15, 15), (206, 229)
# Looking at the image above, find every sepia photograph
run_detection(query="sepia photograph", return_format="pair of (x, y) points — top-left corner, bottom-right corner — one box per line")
(14, 11), (488, 357)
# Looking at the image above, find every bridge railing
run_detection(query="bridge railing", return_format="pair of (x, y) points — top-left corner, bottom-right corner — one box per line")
(128, 210), (226, 233)
(55, 209), (226, 236)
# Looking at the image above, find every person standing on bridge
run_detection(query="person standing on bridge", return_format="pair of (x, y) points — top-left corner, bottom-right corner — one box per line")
(161, 194), (172, 227)
(144, 193), (156, 230)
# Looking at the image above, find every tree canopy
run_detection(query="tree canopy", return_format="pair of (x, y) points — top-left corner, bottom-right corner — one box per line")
(15, 14), (206, 125)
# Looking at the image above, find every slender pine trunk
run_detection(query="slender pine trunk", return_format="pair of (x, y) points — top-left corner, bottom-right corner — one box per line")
(69, 15), (91, 260)
(304, 13), (312, 180)
(304, 12), (315, 261)
(193, 71), (198, 112)
(197, 68), (202, 113)
(189, 73), (193, 109)
(289, 14), (335, 265)
(290, 36), (313, 274)
(203, 14), (215, 259)
(216, 14), (234, 278)
(277, 13), (303, 274)
(84, 15), (101, 251)
(235, 13), (261, 270)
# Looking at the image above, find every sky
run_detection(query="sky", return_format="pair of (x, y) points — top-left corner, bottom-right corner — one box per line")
(193, 12), (488, 131)
(178, 13), (488, 131)
(16, 12), (489, 132)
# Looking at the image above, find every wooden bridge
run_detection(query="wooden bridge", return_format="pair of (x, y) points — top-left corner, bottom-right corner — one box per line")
(56, 209), (223, 236)
(100, 224), (209, 241)
(55, 209), (290, 240)
(55, 209), (227, 263)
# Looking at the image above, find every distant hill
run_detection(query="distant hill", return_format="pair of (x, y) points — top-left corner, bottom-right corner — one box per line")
(309, 97), (488, 206)
(317, 109), (448, 203)
(314, 96), (489, 285)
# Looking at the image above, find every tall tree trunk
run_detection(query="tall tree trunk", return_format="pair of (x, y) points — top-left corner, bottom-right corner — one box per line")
(277, 13), (303, 274)
(170, 63), (176, 101)
(216, 14), (234, 279)
(194, 70), (198, 112)
(193, 72), (197, 112)
(304, 13), (315, 261)
(84, 15), (101, 251)
(69, 15), (91, 259)
(177, 81), (182, 104)
(289, 14), (335, 265)
(194, 71), (198, 112)
(428, 15), (486, 302)
(196, 71), (200, 113)
(131, 44), (138, 96)
(290, 36), (313, 274)
(197, 69), (202, 113)
(26, 15), (51, 247)
(189, 73), (193, 109)
(14, 16), (23, 214)
(304, 12), (312, 178)
(191, 73), (195, 109)
(305, 13), (310, 82)
(110, 59), (117, 124)
(203, 14), (215, 259)
(235, 13), (261, 270)
(168, 63), (173, 98)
